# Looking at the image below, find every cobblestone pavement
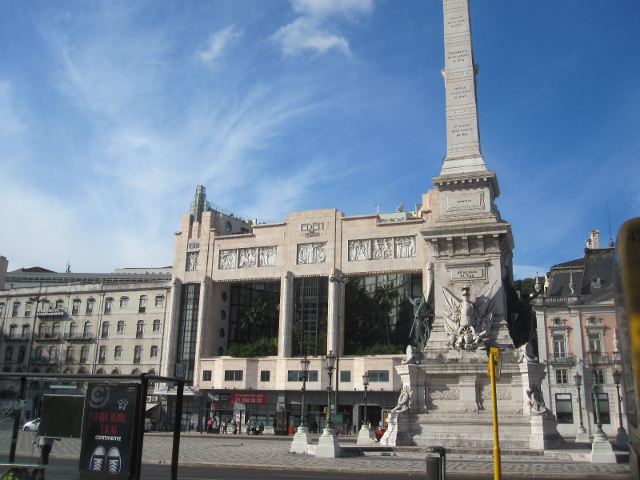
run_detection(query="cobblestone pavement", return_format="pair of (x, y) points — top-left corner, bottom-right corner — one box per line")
(2, 431), (630, 479)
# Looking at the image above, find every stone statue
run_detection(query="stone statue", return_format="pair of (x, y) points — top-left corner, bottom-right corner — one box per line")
(401, 345), (422, 365)
(407, 295), (431, 352)
(526, 387), (549, 416)
(442, 283), (495, 350)
(391, 385), (411, 414)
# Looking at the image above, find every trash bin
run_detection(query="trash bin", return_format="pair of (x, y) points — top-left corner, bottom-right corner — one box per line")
(425, 446), (446, 480)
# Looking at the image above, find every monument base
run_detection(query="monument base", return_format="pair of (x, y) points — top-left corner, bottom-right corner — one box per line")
(591, 432), (616, 463)
(316, 427), (341, 458)
(575, 427), (590, 444)
(356, 425), (376, 445)
(386, 354), (562, 451)
(289, 426), (311, 454)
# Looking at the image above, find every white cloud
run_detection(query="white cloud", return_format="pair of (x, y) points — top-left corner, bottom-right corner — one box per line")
(0, 81), (26, 136)
(273, 0), (374, 57)
(292, 0), (374, 18)
(272, 17), (350, 57)
(198, 25), (243, 64)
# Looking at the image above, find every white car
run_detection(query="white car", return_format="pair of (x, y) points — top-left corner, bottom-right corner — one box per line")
(23, 418), (40, 432)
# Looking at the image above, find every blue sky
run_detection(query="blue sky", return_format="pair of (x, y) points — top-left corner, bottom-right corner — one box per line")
(0, 0), (638, 278)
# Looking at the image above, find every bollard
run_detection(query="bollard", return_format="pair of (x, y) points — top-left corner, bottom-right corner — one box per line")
(425, 446), (446, 480)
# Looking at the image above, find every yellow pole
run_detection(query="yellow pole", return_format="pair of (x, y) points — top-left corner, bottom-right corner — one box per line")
(489, 347), (502, 480)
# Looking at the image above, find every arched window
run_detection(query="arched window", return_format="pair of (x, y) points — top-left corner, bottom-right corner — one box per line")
(131, 368), (141, 375)
(133, 346), (142, 364)
(83, 321), (92, 337)
(66, 346), (75, 362)
(114, 346), (122, 359)
(63, 367), (73, 374)
(68, 322), (77, 337)
(153, 319), (161, 333)
(117, 321), (126, 334)
(80, 346), (89, 363)
(150, 345), (158, 358)
(78, 367), (88, 374)
(138, 295), (148, 313)
(8, 324), (17, 337)
(21, 324), (30, 339)
(49, 346), (59, 361)
(111, 368), (120, 375)
(96, 368), (105, 375)
(52, 322), (61, 336)
(136, 321), (144, 338)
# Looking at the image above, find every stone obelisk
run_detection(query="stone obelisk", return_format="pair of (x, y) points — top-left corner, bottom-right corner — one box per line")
(382, 0), (561, 451)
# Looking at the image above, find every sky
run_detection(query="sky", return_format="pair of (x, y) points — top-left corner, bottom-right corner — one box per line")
(0, 0), (638, 279)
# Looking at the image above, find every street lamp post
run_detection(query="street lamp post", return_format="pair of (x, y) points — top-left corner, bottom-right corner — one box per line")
(289, 355), (312, 454)
(325, 351), (336, 428)
(357, 370), (375, 444)
(362, 371), (369, 428)
(574, 372), (587, 439)
(612, 369), (629, 447)
(300, 355), (310, 428)
(592, 384), (604, 435)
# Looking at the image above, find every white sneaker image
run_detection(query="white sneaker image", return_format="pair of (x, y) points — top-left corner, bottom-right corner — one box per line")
(107, 446), (122, 473)
(89, 445), (105, 471)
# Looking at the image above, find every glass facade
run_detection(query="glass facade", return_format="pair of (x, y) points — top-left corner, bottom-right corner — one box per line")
(292, 277), (328, 357)
(228, 281), (280, 354)
(175, 283), (200, 382)
(344, 273), (422, 355)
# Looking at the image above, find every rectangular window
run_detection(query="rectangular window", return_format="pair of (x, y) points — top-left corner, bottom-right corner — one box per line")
(292, 277), (328, 357)
(175, 284), (200, 383)
(555, 393), (573, 424)
(340, 370), (351, 383)
(18, 346), (26, 363)
(288, 370), (318, 382)
(25, 302), (32, 317)
(552, 334), (566, 358)
(224, 370), (243, 381)
(98, 346), (106, 363)
(588, 333), (602, 353)
(592, 392), (611, 424)
(368, 370), (390, 382)
(11, 303), (19, 317)
(117, 321), (125, 334)
(120, 297), (128, 308)
(202, 370), (212, 381)
(260, 370), (271, 382)
(155, 296), (164, 307)
(72, 300), (80, 315)
(593, 368), (605, 385)
(86, 300), (94, 315)
(138, 296), (147, 313)
(555, 369), (568, 384)
(104, 298), (113, 314)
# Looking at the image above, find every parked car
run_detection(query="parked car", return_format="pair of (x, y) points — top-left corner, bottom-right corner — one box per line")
(23, 418), (40, 432)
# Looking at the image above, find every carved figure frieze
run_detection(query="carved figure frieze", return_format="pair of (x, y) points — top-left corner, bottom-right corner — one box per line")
(394, 236), (416, 258)
(297, 242), (326, 264)
(219, 250), (237, 270)
(219, 246), (277, 270)
(480, 385), (511, 400)
(442, 283), (496, 351)
(258, 246), (277, 267)
(372, 238), (393, 259)
(186, 252), (199, 271)
(238, 248), (257, 268)
(348, 240), (370, 261)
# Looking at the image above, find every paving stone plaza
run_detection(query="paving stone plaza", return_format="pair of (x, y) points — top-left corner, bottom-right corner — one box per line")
(1, 431), (629, 479)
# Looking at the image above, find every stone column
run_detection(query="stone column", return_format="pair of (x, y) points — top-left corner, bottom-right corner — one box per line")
(327, 269), (341, 355)
(161, 278), (182, 377)
(278, 272), (294, 358)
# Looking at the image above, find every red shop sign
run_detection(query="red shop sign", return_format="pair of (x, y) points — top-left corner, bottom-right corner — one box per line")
(231, 393), (267, 404)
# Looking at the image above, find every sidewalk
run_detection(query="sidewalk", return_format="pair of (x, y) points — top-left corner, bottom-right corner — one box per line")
(7, 431), (630, 479)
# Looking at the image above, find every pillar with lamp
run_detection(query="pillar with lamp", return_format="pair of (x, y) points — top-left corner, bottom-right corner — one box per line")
(612, 369), (629, 447)
(573, 372), (589, 443)
(590, 382), (616, 463)
(357, 370), (375, 444)
(315, 350), (341, 458)
(289, 354), (311, 453)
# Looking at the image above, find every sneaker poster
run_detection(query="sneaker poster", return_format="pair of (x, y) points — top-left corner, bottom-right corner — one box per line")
(79, 383), (140, 479)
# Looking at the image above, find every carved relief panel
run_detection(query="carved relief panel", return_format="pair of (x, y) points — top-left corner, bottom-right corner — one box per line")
(297, 243), (326, 265)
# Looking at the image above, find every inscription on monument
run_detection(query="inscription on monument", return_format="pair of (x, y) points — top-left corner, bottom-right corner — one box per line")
(450, 267), (485, 281)
(446, 46), (471, 66)
(446, 193), (484, 212)
(450, 84), (471, 102)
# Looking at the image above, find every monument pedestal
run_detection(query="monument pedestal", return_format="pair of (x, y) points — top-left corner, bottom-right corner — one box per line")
(575, 427), (590, 443)
(386, 357), (562, 451)
(356, 425), (375, 445)
(289, 425), (311, 454)
(591, 431), (616, 463)
(315, 427), (341, 458)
